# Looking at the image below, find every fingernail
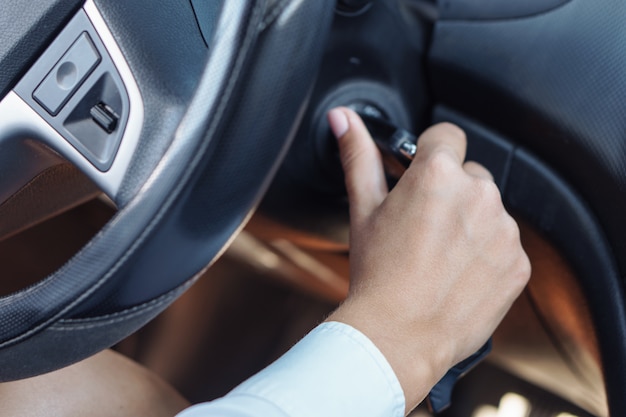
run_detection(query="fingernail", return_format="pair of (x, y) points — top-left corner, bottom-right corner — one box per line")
(327, 108), (349, 139)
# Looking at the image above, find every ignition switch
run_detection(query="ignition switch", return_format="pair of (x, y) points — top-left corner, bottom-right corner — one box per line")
(352, 106), (418, 178)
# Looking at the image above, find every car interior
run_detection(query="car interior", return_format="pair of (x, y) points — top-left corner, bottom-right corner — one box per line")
(1, 1), (625, 416)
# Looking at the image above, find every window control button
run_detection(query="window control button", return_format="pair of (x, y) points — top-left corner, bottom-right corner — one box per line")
(33, 32), (101, 116)
(90, 102), (119, 134)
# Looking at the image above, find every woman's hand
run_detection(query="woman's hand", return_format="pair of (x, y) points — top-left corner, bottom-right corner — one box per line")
(325, 107), (531, 414)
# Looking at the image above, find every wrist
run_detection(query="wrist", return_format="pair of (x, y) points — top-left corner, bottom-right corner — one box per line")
(326, 302), (447, 414)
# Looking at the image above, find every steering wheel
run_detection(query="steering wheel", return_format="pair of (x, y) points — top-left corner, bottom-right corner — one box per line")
(3, 1), (626, 416)
(0, 0), (334, 380)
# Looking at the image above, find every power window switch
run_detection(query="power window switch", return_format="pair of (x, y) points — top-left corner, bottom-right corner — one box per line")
(90, 102), (119, 134)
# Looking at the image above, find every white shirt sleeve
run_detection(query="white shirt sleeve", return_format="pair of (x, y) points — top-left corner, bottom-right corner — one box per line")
(176, 321), (405, 417)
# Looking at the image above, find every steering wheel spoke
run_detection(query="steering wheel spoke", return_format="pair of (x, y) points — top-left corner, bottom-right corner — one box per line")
(0, 0), (143, 210)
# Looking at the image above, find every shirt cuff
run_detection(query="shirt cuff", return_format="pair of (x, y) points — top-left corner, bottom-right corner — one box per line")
(232, 321), (405, 417)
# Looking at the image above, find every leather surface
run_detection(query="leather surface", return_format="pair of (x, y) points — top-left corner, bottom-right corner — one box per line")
(0, 0), (334, 380)
(0, 163), (100, 241)
(0, 281), (190, 381)
(438, 0), (571, 20)
(0, 0), (82, 100)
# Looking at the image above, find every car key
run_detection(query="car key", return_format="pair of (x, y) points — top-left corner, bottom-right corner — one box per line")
(355, 111), (417, 169)
(357, 110), (494, 414)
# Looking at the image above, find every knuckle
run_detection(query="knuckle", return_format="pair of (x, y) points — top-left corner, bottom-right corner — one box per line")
(434, 122), (467, 143)
(502, 214), (520, 239)
(513, 252), (532, 288)
(501, 223), (531, 290)
(468, 178), (502, 214)
(476, 178), (501, 203)
(501, 220), (524, 261)
(424, 149), (458, 179)
(521, 253), (532, 280)
(496, 214), (529, 290)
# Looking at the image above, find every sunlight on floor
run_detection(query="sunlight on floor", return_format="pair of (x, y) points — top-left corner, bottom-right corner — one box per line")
(472, 393), (530, 417)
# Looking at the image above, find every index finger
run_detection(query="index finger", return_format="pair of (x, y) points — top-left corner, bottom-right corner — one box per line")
(414, 122), (467, 166)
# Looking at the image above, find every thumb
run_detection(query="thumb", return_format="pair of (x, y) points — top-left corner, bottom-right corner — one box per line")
(327, 107), (388, 225)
